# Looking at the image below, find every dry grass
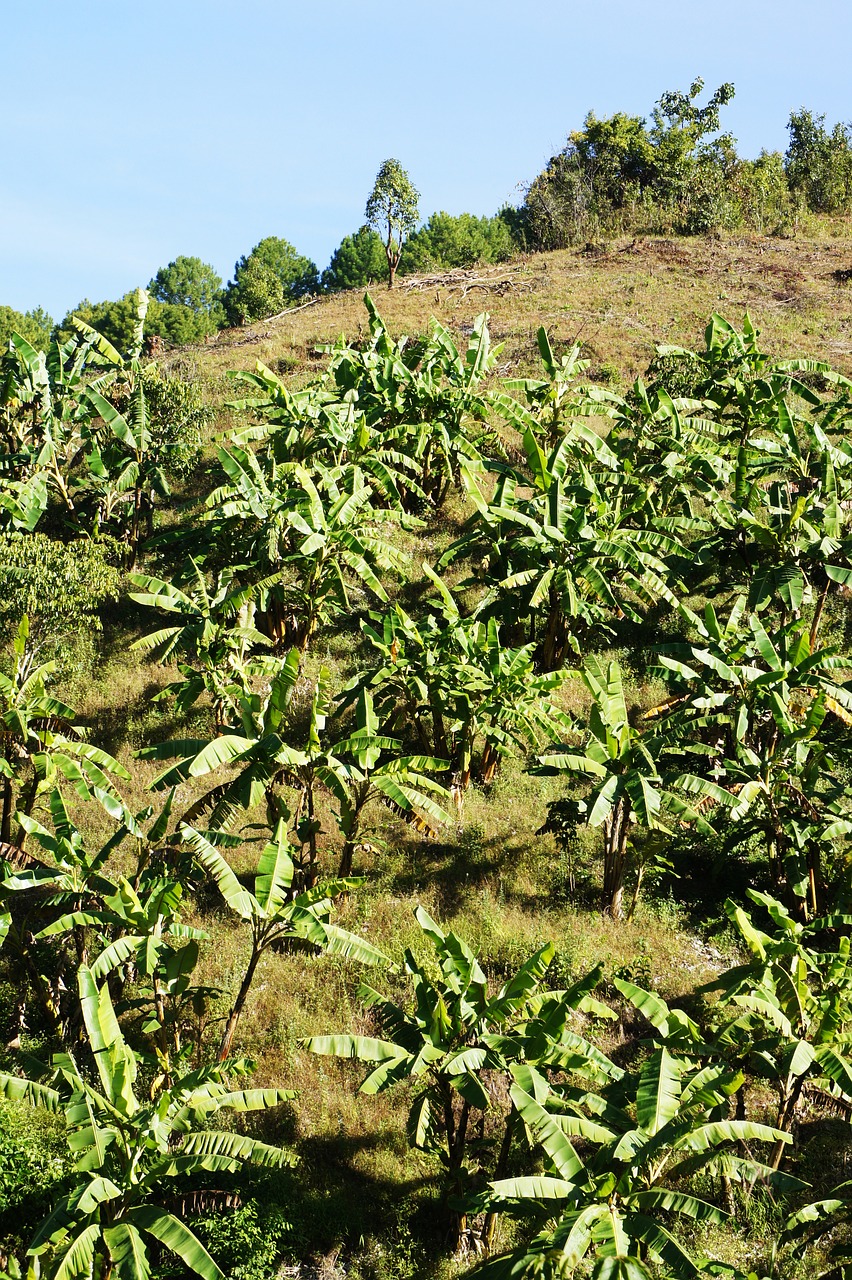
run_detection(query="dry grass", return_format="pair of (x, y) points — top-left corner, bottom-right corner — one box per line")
(176, 228), (852, 399)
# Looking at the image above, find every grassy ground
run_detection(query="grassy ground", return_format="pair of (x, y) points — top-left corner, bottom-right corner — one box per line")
(185, 229), (852, 395)
(7, 226), (852, 1279)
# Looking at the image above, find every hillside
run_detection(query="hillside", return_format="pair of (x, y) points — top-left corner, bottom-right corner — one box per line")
(194, 231), (852, 387)
(4, 227), (852, 1280)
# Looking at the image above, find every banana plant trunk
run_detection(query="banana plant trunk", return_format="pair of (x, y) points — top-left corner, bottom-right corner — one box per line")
(482, 1109), (517, 1252)
(0, 778), (12, 844)
(602, 796), (631, 920)
(540, 588), (568, 671)
(218, 935), (263, 1062)
(338, 789), (368, 877)
(442, 1087), (471, 1254)
(480, 740), (499, 786)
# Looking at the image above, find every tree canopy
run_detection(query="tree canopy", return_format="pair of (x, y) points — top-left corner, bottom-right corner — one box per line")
(148, 256), (225, 334)
(223, 237), (320, 324)
(322, 226), (387, 292)
(0, 305), (53, 352)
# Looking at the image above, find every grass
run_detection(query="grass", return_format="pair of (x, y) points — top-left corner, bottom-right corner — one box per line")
(181, 229), (852, 401)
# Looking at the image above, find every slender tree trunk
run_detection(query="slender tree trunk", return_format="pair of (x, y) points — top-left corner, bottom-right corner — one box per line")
(771, 1075), (805, 1171)
(540, 591), (567, 671)
(810, 579), (830, 650)
(602, 798), (630, 919)
(15, 775), (39, 846)
(305, 782), (318, 885)
(483, 1109), (517, 1253)
(1, 778), (12, 844)
(627, 863), (644, 921)
(429, 684), (449, 759)
(338, 796), (367, 878)
(444, 1092), (471, 1253)
(218, 938), (263, 1062)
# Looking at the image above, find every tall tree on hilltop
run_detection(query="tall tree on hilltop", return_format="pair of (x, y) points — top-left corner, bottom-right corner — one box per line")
(364, 159), (419, 289)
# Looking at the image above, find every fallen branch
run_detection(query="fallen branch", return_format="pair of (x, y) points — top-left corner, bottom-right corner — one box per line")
(398, 263), (541, 299)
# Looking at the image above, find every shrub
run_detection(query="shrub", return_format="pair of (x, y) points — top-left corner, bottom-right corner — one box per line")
(0, 532), (122, 641)
(224, 237), (320, 324)
(401, 210), (515, 272)
(0, 306), (53, 353)
(322, 226), (387, 291)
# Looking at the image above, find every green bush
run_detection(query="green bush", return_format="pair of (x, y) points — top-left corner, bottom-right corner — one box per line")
(0, 305), (53, 353)
(0, 1100), (71, 1260)
(322, 226), (387, 291)
(401, 210), (514, 272)
(191, 1200), (291, 1280)
(786, 108), (852, 213)
(0, 533), (122, 640)
(56, 292), (219, 350)
(224, 237), (320, 324)
(141, 362), (213, 478)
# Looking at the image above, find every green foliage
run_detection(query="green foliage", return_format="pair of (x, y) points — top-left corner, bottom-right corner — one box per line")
(701, 891), (852, 1168)
(0, 617), (128, 844)
(523, 78), (740, 244)
(140, 363), (212, 479)
(148, 256), (226, 335)
(0, 306), (53, 353)
(364, 159), (420, 288)
(0, 1100), (70, 1255)
(57, 292), (215, 351)
(402, 212), (514, 273)
(224, 237), (320, 325)
(191, 1200), (291, 1280)
(482, 1050), (793, 1280)
(0, 965), (294, 1280)
(305, 906), (611, 1247)
(0, 533), (121, 640)
(785, 108), (852, 214)
(322, 225), (387, 292)
(181, 822), (387, 1059)
(535, 657), (717, 918)
(345, 569), (569, 796)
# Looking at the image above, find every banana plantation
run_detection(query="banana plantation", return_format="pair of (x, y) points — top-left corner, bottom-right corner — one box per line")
(4, 285), (852, 1280)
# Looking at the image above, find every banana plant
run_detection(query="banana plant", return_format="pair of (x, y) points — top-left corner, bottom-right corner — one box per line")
(226, 359), (427, 509)
(310, 686), (451, 875)
(657, 599), (852, 911)
(204, 455), (407, 650)
(139, 646), (303, 832)
(70, 290), (169, 566)
(0, 321), (117, 531)
(142, 658), (451, 879)
(0, 617), (129, 844)
(0, 963), (294, 1280)
(130, 561), (275, 730)
(442, 425), (683, 669)
(305, 906), (617, 1253)
(181, 821), (388, 1060)
(492, 327), (600, 448)
(479, 1048), (799, 1280)
(0, 786), (205, 1052)
(326, 295), (500, 504)
(344, 568), (571, 791)
(699, 890), (852, 1170)
(534, 657), (720, 918)
(29, 866), (211, 1079)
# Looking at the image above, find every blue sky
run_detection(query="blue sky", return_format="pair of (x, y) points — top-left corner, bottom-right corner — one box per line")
(2, 0), (851, 318)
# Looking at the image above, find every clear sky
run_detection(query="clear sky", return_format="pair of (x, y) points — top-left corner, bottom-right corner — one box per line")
(2, 0), (851, 319)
